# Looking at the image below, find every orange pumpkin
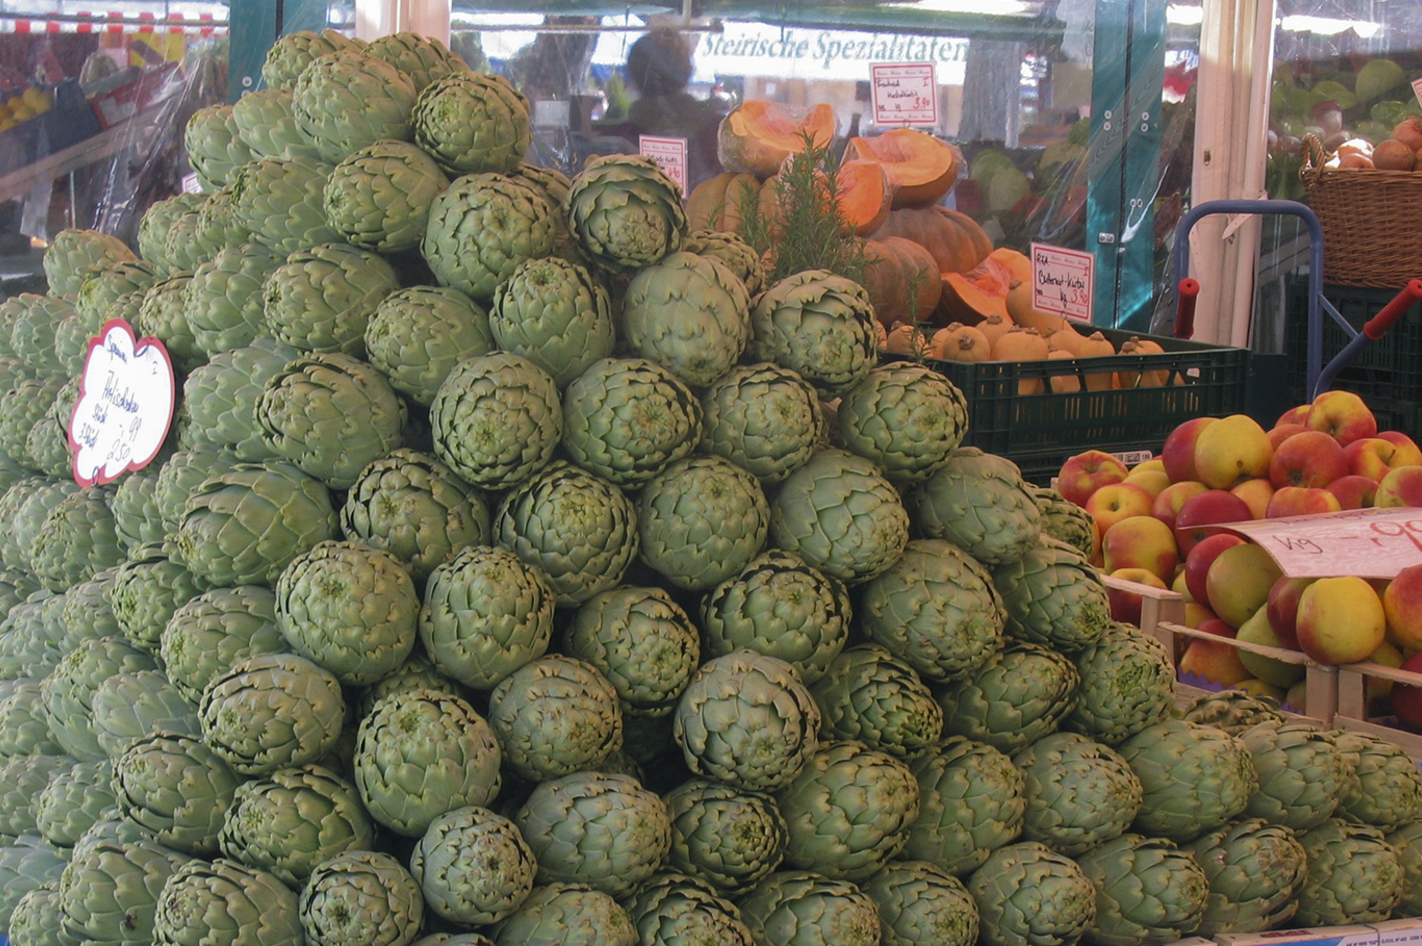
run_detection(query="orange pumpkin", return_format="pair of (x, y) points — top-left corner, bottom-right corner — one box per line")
(717, 101), (839, 179)
(1075, 330), (1116, 391)
(938, 254), (1015, 323)
(686, 172), (761, 232)
(1047, 349), (1082, 393)
(885, 322), (933, 356)
(1117, 335), (1169, 387)
(836, 159), (894, 236)
(974, 314), (1015, 351)
(860, 237), (941, 328)
(992, 326), (1051, 396)
(847, 128), (963, 208)
(870, 206), (993, 275)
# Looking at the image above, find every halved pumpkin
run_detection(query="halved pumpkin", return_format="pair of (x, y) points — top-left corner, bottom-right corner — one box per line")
(937, 253), (1015, 323)
(870, 206), (993, 275)
(860, 236), (940, 328)
(836, 159), (893, 236)
(686, 172), (762, 232)
(718, 101), (839, 179)
(847, 128), (963, 207)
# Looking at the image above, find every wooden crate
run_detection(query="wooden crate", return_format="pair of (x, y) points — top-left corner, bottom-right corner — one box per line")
(1336, 660), (1422, 760)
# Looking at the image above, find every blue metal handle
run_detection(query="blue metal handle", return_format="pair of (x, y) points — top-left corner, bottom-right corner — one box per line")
(1172, 198), (1348, 398)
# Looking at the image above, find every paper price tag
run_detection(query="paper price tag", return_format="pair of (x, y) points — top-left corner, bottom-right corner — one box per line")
(1031, 242), (1094, 323)
(639, 135), (689, 195)
(69, 320), (175, 487)
(1222, 507), (1422, 579)
(870, 63), (937, 126)
(1413, 77), (1422, 109)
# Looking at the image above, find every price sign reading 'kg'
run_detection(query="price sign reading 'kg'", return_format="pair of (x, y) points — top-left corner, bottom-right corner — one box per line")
(639, 136), (689, 195)
(870, 63), (937, 126)
(1223, 507), (1422, 579)
(1031, 242), (1095, 323)
(69, 319), (175, 488)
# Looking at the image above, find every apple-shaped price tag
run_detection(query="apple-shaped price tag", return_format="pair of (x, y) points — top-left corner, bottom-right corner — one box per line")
(68, 319), (175, 487)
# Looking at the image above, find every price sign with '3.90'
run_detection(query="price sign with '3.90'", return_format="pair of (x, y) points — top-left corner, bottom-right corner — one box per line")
(870, 63), (937, 127)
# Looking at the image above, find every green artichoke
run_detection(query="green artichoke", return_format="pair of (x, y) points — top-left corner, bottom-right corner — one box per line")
(7, 297), (67, 380)
(257, 352), (406, 490)
(1179, 689), (1286, 735)
(324, 139), (449, 253)
(1388, 819), (1422, 918)
(938, 641), (1078, 754)
(418, 544), (554, 690)
(0, 839), (67, 934)
(366, 30), (470, 93)
(0, 755), (74, 838)
(777, 739), (919, 880)
(809, 644), (944, 760)
(184, 103), (256, 190)
(565, 585), (701, 717)
(190, 185), (252, 264)
(562, 357), (702, 488)
(664, 776), (788, 896)
(673, 651), (820, 793)
(262, 29), (360, 90)
(861, 538), (1007, 686)
(910, 447), (1043, 565)
(262, 242), (400, 355)
(108, 543), (206, 656)
(565, 154), (686, 275)
(155, 443), (243, 533)
(747, 270), (879, 396)
(365, 285), (495, 407)
(637, 455), (770, 591)
(409, 805), (536, 927)
(429, 351), (561, 491)
(1063, 621), (1175, 745)
(620, 251), (752, 388)
(967, 841), (1097, 946)
(111, 730), (240, 856)
(198, 652), (345, 776)
(1117, 718), (1258, 843)
(159, 585), (285, 703)
(54, 571), (124, 652)
(175, 460), (339, 588)
(297, 849), (425, 946)
(1295, 817), (1405, 925)
(292, 49), (418, 163)
(275, 539), (418, 685)
(737, 870), (881, 946)
(75, 258), (156, 332)
(9, 880), (66, 946)
(1183, 817), (1308, 935)
(57, 833), (193, 944)
(186, 244), (287, 357)
(865, 860), (979, 946)
(515, 770), (670, 897)
(1075, 833), (1208, 946)
(904, 736), (1026, 876)
(181, 338), (300, 462)
(0, 377), (64, 470)
(993, 537), (1111, 653)
(837, 363), (968, 484)
(218, 763), (375, 888)
(43, 228), (137, 296)
(769, 448), (909, 585)
(153, 857), (303, 946)
(229, 155), (342, 255)
(1013, 732), (1142, 856)
(486, 883), (636, 946)
(353, 687), (502, 837)
(0, 678), (62, 759)
(1335, 729), (1422, 830)
(422, 173), (557, 301)
(622, 872), (755, 946)
(492, 461), (640, 606)
(413, 72), (531, 174)
(486, 654), (622, 783)
(699, 362), (826, 485)
(40, 635), (156, 762)
(488, 256), (615, 389)
(34, 758), (115, 848)
(1031, 484), (1097, 559)
(89, 670), (201, 759)
(682, 228), (766, 296)
(232, 87), (325, 161)
(1238, 719), (1349, 831)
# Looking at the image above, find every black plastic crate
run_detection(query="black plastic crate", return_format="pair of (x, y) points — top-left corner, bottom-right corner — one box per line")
(887, 326), (1251, 486)
(1284, 277), (1422, 407)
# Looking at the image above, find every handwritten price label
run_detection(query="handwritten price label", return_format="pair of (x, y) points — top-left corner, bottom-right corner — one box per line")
(1031, 242), (1094, 323)
(870, 63), (937, 126)
(639, 136), (688, 196)
(69, 320), (174, 487)
(1223, 507), (1422, 579)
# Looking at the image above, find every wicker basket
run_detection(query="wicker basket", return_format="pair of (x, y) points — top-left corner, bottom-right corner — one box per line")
(1301, 134), (1422, 289)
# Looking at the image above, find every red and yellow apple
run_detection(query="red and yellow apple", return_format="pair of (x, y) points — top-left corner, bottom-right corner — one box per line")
(1230, 478), (1275, 519)
(1306, 389), (1378, 446)
(1161, 416), (1218, 484)
(1376, 430), (1422, 463)
(1194, 414), (1273, 490)
(1106, 567), (1170, 626)
(1346, 436), (1421, 481)
(1084, 482), (1156, 538)
(1268, 429), (1347, 489)
(1383, 563), (1422, 652)
(1183, 531), (1247, 605)
(1374, 465), (1422, 507)
(1178, 619), (1253, 687)
(1205, 542), (1284, 629)
(1151, 480), (1208, 531)
(1264, 575), (1314, 650)
(1267, 423), (1310, 450)
(1057, 450), (1129, 507)
(1295, 574), (1387, 664)
(1274, 404), (1311, 428)
(1174, 489), (1253, 557)
(1235, 603), (1305, 688)
(1101, 515), (1179, 581)
(1265, 485), (1342, 519)
(1325, 474), (1378, 510)
(1122, 467), (1171, 499)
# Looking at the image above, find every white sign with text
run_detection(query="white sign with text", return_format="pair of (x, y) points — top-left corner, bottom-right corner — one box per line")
(639, 136), (689, 195)
(69, 319), (175, 487)
(1031, 242), (1095, 323)
(870, 63), (938, 126)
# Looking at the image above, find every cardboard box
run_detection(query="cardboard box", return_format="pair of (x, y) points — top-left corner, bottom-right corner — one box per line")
(1215, 925), (1379, 946)
(1371, 918), (1422, 946)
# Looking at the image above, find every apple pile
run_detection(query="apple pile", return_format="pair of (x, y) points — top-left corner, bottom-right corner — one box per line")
(1056, 389), (1422, 719)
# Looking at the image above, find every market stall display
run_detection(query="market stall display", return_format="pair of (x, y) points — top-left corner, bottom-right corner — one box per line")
(0, 25), (1418, 946)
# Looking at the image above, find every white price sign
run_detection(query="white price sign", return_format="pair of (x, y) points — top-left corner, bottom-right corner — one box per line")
(1031, 242), (1095, 323)
(639, 136), (689, 195)
(870, 62), (938, 126)
(68, 320), (175, 487)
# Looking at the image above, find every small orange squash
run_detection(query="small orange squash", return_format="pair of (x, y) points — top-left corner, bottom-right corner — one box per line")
(885, 322), (933, 356)
(847, 128), (963, 207)
(1074, 330), (1116, 391)
(974, 314), (1015, 351)
(1116, 335), (1168, 387)
(930, 322), (991, 362)
(1047, 349), (1082, 393)
(870, 206), (993, 275)
(718, 101), (839, 179)
(686, 172), (761, 232)
(992, 326), (1051, 395)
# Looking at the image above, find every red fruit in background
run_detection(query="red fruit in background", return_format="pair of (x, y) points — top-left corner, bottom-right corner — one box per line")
(1057, 449), (1129, 507)
(1265, 486), (1342, 519)
(1267, 423), (1309, 450)
(1265, 575), (1314, 650)
(1326, 474), (1378, 510)
(1106, 567), (1169, 626)
(1161, 416), (1218, 484)
(1183, 532), (1247, 605)
(1174, 489), (1253, 557)
(1274, 404), (1311, 428)
(1151, 480), (1208, 531)
(1385, 651), (1422, 732)
(1306, 389), (1378, 446)
(1268, 429), (1347, 489)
